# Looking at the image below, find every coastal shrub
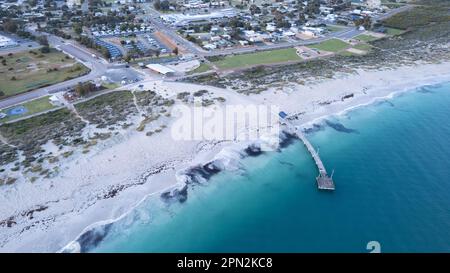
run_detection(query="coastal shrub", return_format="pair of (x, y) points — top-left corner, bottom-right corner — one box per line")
(383, 5), (450, 30)
(0, 109), (86, 164)
(75, 91), (138, 127)
(193, 90), (209, 97)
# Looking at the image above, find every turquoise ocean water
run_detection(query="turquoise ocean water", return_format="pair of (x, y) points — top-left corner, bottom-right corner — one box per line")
(91, 82), (450, 253)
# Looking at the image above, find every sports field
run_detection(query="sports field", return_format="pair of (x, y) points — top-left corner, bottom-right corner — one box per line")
(307, 39), (350, 53)
(212, 48), (301, 70)
(0, 49), (89, 98)
(355, 34), (379, 42)
(189, 63), (212, 74)
(0, 96), (57, 123)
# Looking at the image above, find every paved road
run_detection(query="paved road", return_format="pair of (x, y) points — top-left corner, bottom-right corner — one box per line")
(139, 5), (206, 55)
(140, 5), (411, 58)
(0, 5), (411, 109)
(205, 28), (365, 57)
(203, 6), (411, 57)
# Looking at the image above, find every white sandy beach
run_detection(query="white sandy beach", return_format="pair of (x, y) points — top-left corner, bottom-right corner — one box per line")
(1, 60), (450, 252)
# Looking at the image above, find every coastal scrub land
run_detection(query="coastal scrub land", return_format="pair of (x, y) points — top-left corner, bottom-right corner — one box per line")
(0, 49), (89, 98)
(1, 0), (450, 253)
(0, 88), (177, 187)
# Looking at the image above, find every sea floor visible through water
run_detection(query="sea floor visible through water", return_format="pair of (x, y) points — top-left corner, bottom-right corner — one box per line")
(89, 82), (450, 253)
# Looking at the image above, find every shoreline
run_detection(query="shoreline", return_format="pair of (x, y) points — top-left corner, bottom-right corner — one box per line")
(2, 61), (450, 252)
(300, 77), (450, 130)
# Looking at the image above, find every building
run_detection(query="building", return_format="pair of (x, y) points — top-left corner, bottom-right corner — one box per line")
(366, 0), (381, 9)
(49, 95), (64, 106)
(279, 111), (288, 119)
(66, 0), (81, 8)
(145, 64), (176, 76)
(160, 9), (237, 27)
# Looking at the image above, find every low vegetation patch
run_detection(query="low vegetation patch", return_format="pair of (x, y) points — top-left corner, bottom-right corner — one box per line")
(0, 108), (86, 167)
(75, 91), (138, 128)
(382, 4), (450, 30)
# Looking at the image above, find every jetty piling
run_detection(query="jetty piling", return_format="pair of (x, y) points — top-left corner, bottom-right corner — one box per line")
(295, 129), (335, 190)
(279, 112), (335, 190)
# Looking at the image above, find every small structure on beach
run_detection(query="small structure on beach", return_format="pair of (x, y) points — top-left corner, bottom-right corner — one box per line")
(145, 64), (176, 76)
(279, 111), (288, 119)
(49, 95), (64, 106)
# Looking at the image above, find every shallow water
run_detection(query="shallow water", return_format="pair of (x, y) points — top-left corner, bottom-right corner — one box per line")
(91, 82), (450, 253)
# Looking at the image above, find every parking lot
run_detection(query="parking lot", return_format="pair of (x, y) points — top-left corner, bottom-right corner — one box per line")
(138, 33), (171, 54)
(104, 66), (144, 84)
(0, 32), (40, 53)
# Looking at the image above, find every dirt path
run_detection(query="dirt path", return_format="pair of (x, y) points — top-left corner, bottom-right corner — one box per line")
(0, 132), (16, 148)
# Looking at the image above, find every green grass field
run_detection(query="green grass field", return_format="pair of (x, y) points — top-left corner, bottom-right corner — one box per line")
(326, 25), (346, 32)
(189, 63), (212, 74)
(0, 49), (89, 98)
(352, 43), (373, 51)
(0, 96), (58, 123)
(355, 34), (379, 42)
(102, 82), (120, 90)
(339, 50), (358, 57)
(212, 48), (301, 70)
(307, 39), (350, 52)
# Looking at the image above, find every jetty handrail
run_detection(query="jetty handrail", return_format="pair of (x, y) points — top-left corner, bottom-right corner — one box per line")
(283, 120), (335, 190)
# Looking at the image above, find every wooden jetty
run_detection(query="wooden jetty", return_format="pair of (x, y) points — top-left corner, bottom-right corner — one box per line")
(295, 129), (335, 190)
(278, 112), (335, 190)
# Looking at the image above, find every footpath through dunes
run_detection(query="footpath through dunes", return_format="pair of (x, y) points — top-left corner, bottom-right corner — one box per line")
(0, 78), (263, 251)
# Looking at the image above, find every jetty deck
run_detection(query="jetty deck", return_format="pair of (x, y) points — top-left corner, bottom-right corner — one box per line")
(295, 129), (335, 190)
(282, 119), (335, 190)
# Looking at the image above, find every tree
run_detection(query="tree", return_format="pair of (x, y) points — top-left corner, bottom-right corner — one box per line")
(73, 23), (83, 35)
(100, 47), (110, 59)
(27, 0), (38, 6)
(2, 20), (18, 33)
(298, 12), (306, 25)
(154, 0), (161, 10)
(202, 24), (212, 32)
(362, 16), (372, 30)
(37, 35), (49, 47)
(40, 46), (50, 53)
(172, 47), (179, 56)
(305, 0), (320, 15)
(154, 0), (170, 10)
(249, 4), (261, 15)
(37, 35), (50, 53)
(74, 82), (96, 97)
(355, 16), (372, 30)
